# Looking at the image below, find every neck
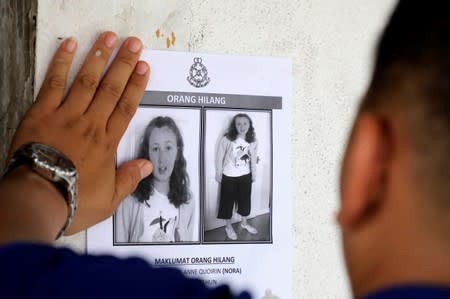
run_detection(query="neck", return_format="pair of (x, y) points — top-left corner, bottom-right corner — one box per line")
(353, 194), (450, 297)
(356, 240), (450, 297)
(238, 133), (245, 139)
(153, 180), (169, 196)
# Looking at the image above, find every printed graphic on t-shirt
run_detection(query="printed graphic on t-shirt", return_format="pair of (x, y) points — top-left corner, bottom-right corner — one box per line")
(223, 137), (252, 177)
(234, 145), (250, 167)
(148, 214), (177, 242)
(140, 190), (179, 242)
(232, 138), (250, 169)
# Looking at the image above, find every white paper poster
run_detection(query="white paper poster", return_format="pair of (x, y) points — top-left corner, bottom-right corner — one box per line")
(87, 50), (292, 299)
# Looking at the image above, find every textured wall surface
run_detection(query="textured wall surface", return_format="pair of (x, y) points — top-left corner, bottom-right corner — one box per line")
(35, 1), (397, 298)
(0, 0), (37, 170)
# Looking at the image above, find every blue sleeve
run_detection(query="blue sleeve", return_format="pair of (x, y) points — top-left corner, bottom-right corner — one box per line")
(0, 243), (252, 299)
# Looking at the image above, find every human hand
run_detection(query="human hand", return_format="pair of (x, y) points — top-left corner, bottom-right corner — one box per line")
(7, 32), (152, 235)
(215, 173), (222, 183)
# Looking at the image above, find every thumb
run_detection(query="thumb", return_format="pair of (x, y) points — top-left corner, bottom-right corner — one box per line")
(112, 159), (153, 206)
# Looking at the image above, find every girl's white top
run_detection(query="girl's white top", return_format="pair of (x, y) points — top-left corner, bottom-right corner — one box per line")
(223, 137), (252, 177)
(140, 190), (179, 242)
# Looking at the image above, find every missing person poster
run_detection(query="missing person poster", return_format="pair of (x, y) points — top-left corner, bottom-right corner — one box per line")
(87, 50), (292, 299)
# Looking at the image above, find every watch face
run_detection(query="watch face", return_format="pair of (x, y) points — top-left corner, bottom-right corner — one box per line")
(30, 144), (76, 172)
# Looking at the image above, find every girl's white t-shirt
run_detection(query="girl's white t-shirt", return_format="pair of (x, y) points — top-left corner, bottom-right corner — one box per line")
(139, 190), (179, 243)
(223, 137), (251, 177)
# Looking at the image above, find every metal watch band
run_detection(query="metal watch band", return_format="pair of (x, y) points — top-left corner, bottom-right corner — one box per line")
(3, 143), (78, 239)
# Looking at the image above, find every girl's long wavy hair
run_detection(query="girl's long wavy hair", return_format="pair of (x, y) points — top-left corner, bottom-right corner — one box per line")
(225, 113), (256, 143)
(133, 116), (190, 208)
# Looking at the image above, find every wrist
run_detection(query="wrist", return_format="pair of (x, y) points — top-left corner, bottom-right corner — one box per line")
(0, 165), (67, 244)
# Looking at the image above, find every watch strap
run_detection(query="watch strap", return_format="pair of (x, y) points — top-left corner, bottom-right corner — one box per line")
(3, 143), (78, 239)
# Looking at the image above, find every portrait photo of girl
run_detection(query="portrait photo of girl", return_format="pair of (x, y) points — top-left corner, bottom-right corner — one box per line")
(204, 110), (272, 243)
(115, 107), (201, 244)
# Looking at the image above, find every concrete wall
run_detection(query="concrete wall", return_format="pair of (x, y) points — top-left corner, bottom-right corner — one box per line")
(32, 0), (399, 297)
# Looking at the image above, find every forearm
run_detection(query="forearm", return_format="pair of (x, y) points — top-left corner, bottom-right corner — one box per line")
(250, 142), (257, 178)
(215, 137), (226, 175)
(0, 166), (67, 245)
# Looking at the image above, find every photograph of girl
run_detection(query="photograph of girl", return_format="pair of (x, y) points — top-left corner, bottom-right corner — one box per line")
(115, 109), (200, 244)
(204, 110), (272, 243)
(216, 113), (258, 239)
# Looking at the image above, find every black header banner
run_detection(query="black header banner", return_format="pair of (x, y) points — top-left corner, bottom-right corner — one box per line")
(141, 91), (282, 110)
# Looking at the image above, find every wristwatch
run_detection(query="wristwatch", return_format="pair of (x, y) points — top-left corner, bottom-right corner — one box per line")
(3, 142), (78, 239)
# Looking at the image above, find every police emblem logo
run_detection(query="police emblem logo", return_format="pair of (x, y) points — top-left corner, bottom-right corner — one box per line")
(187, 57), (210, 88)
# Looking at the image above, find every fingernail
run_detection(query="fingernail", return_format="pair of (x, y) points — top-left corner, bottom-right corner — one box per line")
(127, 38), (142, 53)
(135, 61), (149, 75)
(103, 32), (117, 48)
(140, 161), (153, 179)
(64, 38), (77, 53)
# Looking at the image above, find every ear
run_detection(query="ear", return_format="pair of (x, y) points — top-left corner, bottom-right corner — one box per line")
(337, 113), (389, 230)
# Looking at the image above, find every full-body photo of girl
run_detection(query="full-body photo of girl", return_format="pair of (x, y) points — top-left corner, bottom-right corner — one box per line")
(215, 113), (258, 240)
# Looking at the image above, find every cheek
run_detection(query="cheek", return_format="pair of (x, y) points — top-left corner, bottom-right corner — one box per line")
(148, 152), (156, 163)
(148, 151), (158, 164)
(168, 151), (178, 167)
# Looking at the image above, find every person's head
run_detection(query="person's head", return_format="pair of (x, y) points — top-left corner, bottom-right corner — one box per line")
(225, 113), (256, 143)
(338, 1), (450, 296)
(133, 116), (190, 207)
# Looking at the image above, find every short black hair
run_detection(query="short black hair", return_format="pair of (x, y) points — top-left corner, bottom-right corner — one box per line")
(362, 1), (450, 194)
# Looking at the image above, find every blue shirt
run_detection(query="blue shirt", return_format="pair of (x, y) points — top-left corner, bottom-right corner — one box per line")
(362, 285), (450, 299)
(0, 243), (251, 299)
